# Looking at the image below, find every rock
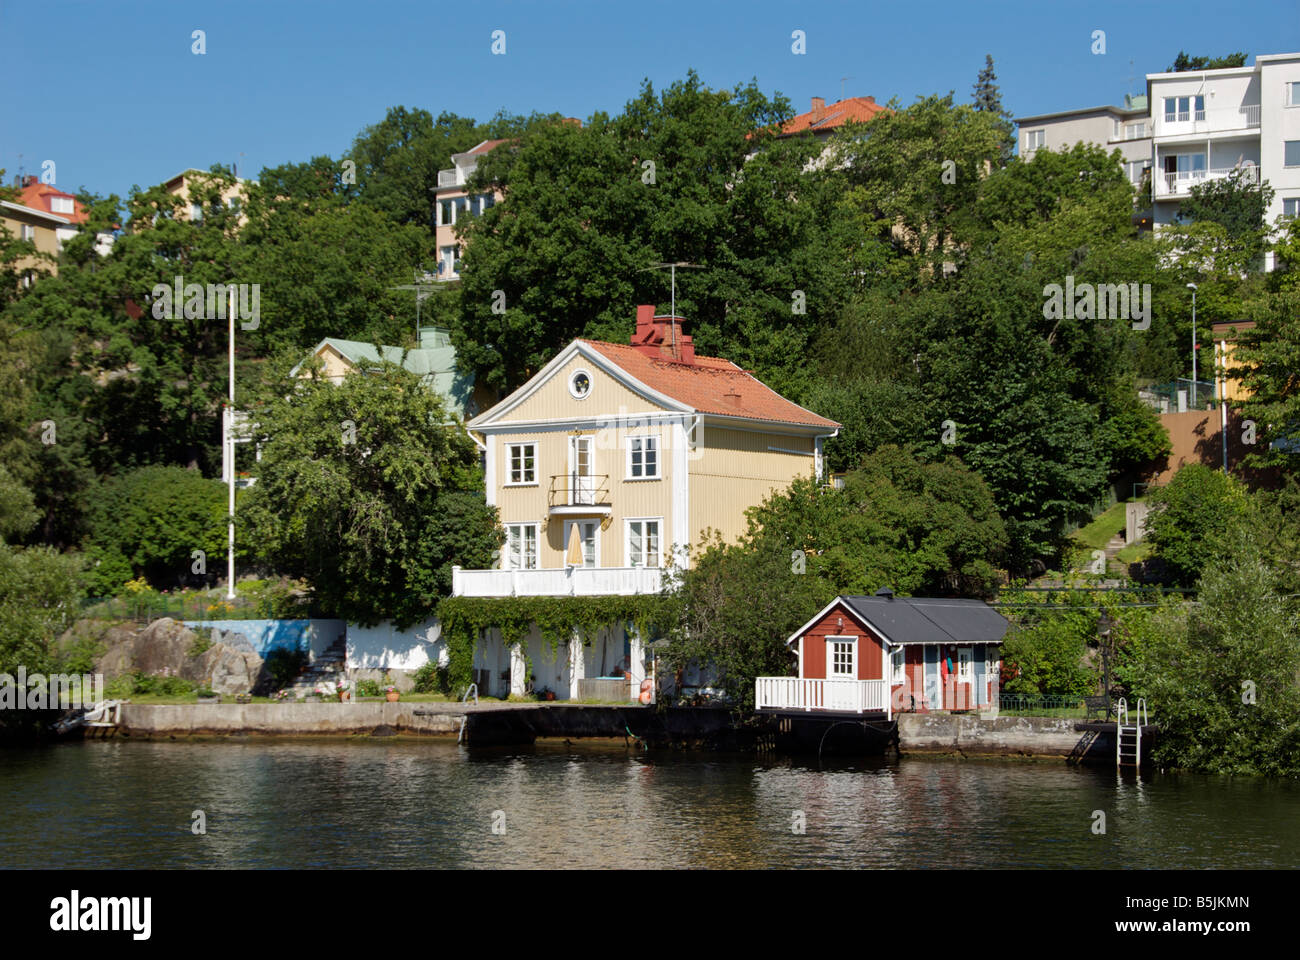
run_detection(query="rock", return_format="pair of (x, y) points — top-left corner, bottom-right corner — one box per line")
(370, 725), (398, 738)
(92, 617), (267, 696)
(185, 644), (266, 696)
(211, 629), (255, 654)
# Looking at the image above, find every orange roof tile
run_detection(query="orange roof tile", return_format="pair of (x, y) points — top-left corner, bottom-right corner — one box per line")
(580, 339), (840, 429)
(18, 179), (89, 225)
(778, 95), (890, 136)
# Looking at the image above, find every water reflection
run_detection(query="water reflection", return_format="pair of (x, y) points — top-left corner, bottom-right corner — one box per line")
(0, 741), (1294, 869)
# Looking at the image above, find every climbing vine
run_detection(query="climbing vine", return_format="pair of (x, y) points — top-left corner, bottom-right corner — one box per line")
(435, 595), (674, 692)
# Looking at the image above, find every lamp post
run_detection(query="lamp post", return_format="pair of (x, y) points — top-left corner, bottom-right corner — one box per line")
(227, 286), (236, 600)
(1187, 283), (1198, 408)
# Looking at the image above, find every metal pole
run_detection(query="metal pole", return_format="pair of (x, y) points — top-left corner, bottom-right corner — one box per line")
(1190, 289), (1197, 408)
(227, 287), (236, 600)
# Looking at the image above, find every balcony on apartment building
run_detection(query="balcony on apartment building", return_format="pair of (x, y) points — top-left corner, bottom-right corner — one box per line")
(1156, 101), (1261, 137)
(1154, 162), (1260, 199)
(451, 564), (663, 597)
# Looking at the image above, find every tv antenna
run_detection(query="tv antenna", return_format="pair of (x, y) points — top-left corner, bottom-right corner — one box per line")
(840, 76), (854, 100)
(389, 266), (439, 342)
(640, 261), (703, 321)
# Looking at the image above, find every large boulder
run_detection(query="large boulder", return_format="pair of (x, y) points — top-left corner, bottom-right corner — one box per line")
(93, 617), (267, 695)
(184, 644), (266, 695)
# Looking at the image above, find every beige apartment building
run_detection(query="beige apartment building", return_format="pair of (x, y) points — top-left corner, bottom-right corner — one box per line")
(433, 140), (506, 281)
(1016, 94), (1153, 186)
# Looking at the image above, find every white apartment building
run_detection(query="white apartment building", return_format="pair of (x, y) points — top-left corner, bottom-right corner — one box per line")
(1017, 53), (1300, 268)
(432, 140), (505, 281)
(1148, 52), (1300, 267)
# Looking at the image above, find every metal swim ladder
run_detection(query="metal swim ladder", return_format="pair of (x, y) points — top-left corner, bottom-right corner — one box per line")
(1115, 697), (1148, 769)
(457, 683), (478, 744)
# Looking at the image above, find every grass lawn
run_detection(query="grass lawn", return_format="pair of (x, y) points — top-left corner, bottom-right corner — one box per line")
(1069, 501), (1129, 551)
(1115, 537), (1153, 565)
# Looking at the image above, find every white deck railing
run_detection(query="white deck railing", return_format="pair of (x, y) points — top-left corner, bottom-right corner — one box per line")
(452, 565), (663, 597)
(1156, 164), (1260, 198)
(755, 677), (891, 717)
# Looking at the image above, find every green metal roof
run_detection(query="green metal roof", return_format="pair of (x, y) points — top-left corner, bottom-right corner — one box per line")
(303, 335), (476, 419)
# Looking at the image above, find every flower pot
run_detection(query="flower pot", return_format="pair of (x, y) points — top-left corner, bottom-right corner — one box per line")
(386, 691), (400, 702)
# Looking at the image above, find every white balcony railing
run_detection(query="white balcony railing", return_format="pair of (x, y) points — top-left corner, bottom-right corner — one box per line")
(452, 564), (663, 597)
(437, 169), (459, 189)
(1155, 164), (1260, 198)
(755, 676), (891, 717)
(1157, 102), (1260, 133)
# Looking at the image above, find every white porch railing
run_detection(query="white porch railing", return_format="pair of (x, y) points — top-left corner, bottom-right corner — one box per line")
(1156, 164), (1260, 198)
(452, 565), (663, 597)
(755, 677), (891, 717)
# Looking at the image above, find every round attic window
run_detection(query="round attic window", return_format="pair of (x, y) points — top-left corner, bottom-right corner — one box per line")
(569, 369), (592, 400)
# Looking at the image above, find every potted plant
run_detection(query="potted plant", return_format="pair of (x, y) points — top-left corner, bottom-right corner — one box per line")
(385, 685), (400, 702)
(235, 693), (252, 704)
(196, 688), (220, 704)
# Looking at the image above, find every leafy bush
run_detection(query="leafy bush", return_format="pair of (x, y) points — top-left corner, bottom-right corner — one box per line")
(126, 673), (194, 696)
(411, 661), (449, 694)
(188, 627), (214, 658)
(1144, 465), (1255, 586)
(354, 678), (381, 698)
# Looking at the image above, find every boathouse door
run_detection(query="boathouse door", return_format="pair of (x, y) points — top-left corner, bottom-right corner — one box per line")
(957, 647), (973, 710)
(923, 646), (940, 710)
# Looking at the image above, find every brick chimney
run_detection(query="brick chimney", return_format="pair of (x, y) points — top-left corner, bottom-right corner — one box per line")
(630, 304), (695, 364)
(811, 96), (825, 119)
(863, 95), (876, 105)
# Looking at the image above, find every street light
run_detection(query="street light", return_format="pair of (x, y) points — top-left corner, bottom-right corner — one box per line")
(1187, 283), (1198, 408)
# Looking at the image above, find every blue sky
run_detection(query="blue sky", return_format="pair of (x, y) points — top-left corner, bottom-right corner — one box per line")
(2, 0), (1295, 201)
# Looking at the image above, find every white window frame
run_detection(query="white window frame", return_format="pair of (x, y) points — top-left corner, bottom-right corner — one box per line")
(506, 442), (537, 486)
(568, 368), (592, 400)
(625, 517), (663, 568)
(1288, 81), (1300, 107)
(625, 434), (660, 480)
(20, 224), (35, 242)
(891, 645), (906, 685)
(50, 196), (74, 214)
(1024, 129), (1044, 151)
(825, 636), (857, 679)
(957, 646), (973, 683)
(1284, 141), (1300, 169)
(1282, 198), (1299, 221)
(190, 202), (203, 221)
(503, 522), (539, 570)
(563, 519), (600, 568)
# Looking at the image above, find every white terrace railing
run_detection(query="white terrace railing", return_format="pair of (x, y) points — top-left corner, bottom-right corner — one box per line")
(755, 677), (892, 718)
(452, 564), (663, 597)
(1156, 164), (1260, 198)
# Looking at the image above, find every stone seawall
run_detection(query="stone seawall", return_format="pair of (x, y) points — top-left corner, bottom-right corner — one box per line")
(119, 702), (464, 738)
(898, 713), (1115, 760)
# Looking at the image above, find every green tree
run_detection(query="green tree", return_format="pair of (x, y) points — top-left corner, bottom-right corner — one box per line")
(240, 360), (500, 626)
(1167, 51), (1248, 71)
(1122, 535), (1300, 776)
(1234, 288), (1300, 472)
(1144, 464), (1255, 586)
(82, 465), (230, 595)
(1177, 168), (1275, 263)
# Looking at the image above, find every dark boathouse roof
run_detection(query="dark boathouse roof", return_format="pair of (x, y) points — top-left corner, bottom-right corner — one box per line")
(838, 589), (1009, 646)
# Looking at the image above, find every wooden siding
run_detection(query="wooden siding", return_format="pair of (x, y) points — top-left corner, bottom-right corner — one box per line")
(688, 425), (817, 544)
(797, 603), (885, 682)
(493, 421), (678, 568)
(500, 353), (668, 424)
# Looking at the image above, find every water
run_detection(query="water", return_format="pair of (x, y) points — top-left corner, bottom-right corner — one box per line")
(1, 740), (1296, 869)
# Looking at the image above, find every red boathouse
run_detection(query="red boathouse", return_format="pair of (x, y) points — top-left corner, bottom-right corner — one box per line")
(755, 589), (1010, 718)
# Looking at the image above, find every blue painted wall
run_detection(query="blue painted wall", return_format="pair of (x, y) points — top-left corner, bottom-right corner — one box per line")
(182, 619), (346, 659)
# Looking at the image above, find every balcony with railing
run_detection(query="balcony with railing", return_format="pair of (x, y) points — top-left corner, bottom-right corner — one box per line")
(452, 564), (663, 597)
(754, 676), (892, 717)
(1154, 164), (1260, 199)
(548, 474), (612, 516)
(1157, 102), (1260, 136)
(437, 168), (460, 189)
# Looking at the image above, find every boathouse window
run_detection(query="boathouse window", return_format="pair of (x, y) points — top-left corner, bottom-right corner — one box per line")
(504, 523), (539, 570)
(828, 638), (856, 678)
(626, 518), (661, 567)
(507, 443), (537, 485)
(891, 646), (905, 684)
(626, 435), (659, 479)
(957, 647), (973, 682)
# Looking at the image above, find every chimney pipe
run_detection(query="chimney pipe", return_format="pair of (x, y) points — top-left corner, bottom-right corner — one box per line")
(811, 96), (825, 118)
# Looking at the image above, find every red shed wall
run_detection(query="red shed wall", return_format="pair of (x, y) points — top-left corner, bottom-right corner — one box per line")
(798, 603), (885, 681)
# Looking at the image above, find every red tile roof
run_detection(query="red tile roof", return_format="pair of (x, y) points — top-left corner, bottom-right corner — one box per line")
(581, 339), (840, 429)
(466, 139), (508, 157)
(779, 95), (889, 136)
(18, 178), (89, 225)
